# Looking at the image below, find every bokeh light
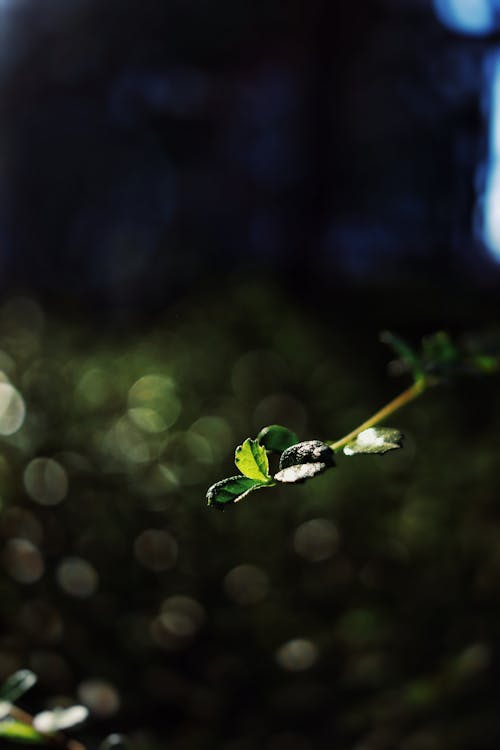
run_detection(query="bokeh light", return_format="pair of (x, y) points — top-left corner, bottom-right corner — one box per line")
(133, 529), (178, 572)
(223, 564), (269, 605)
(293, 519), (339, 563)
(151, 595), (205, 650)
(56, 557), (98, 598)
(0, 381), (25, 436)
(433, 0), (495, 35)
(160, 595), (206, 636)
(127, 375), (180, 433)
(76, 368), (112, 408)
(275, 639), (318, 672)
(188, 416), (233, 461)
(23, 458), (68, 506)
(78, 679), (120, 718)
(3, 538), (44, 583)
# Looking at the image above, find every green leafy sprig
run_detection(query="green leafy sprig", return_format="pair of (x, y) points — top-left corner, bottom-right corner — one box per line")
(0, 670), (87, 749)
(206, 330), (499, 510)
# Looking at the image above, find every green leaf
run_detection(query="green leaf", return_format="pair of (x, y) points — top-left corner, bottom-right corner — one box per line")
(0, 720), (45, 744)
(0, 671), (37, 704)
(343, 427), (404, 456)
(274, 440), (335, 484)
(234, 438), (271, 481)
(257, 425), (299, 453)
(470, 354), (498, 374)
(420, 331), (462, 377)
(380, 331), (424, 381)
(421, 331), (457, 364)
(206, 475), (271, 510)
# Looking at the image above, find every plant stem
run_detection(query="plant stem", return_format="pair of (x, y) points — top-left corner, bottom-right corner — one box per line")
(328, 378), (428, 453)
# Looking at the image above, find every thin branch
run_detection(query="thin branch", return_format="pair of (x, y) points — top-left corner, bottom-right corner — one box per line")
(328, 378), (428, 453)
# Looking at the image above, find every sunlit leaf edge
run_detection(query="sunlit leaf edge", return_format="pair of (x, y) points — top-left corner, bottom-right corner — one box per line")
(206, 475), (272, 509)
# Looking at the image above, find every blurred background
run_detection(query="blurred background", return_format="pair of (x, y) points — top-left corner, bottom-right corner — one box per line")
(0, 0), (500, 748)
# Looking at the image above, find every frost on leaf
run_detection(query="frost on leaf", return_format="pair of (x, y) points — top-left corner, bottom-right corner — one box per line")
(343, 427), (404, 456)
(274, 440), (335, 484)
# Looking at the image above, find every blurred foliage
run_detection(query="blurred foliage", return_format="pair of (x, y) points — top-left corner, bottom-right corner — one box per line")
(0, 284), (499, 750)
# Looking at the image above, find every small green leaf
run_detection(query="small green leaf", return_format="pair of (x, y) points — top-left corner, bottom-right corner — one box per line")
(0, 671), (37, 703)
(470, 354), (498, 374)
(206, 475), (271, 510)
(380, 331), (424, 381)
(274, 440), (335, 484)
(234, 438), (271, 481)
(0, 720), (45, 744)
(420, 331), (463, 378)
(257, 425), (299, 453)
(421, 331), (457, 364)
(343, 427), (404, 456)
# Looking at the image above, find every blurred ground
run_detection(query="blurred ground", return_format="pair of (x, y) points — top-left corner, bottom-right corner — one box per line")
(0, 284), (499, 750)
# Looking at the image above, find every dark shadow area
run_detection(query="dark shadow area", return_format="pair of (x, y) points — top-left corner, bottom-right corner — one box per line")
(0, 0), (499, 313)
